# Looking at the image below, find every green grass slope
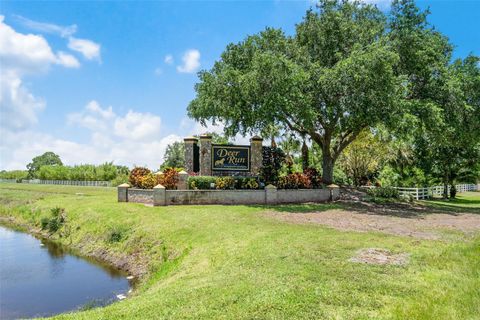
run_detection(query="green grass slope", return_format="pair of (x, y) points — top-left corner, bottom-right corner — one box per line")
(0, 184), (479, 319)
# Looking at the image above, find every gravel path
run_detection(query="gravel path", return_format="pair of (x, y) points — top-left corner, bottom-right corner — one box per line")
(265, 202), (480, 239)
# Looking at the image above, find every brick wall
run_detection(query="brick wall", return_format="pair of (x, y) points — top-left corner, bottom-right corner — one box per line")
(119, 184), (339, 206)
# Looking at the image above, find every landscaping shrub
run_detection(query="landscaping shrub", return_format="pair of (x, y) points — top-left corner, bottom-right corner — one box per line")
(188, 176), (217, 190)
(129, 167), (151, 188)
(140, 173), (157, 189)
(303, 168), (323, 188)
(215, 177), (235, 190)
(235, 177), (260, 189)
(157, 168), (179, 190)
(277, 173), (312, 189)
(367, 186), (399, 199)
(261, 146), (286, 184)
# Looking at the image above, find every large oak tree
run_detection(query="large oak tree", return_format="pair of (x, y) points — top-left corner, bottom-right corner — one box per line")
(188, 0), (402, 184)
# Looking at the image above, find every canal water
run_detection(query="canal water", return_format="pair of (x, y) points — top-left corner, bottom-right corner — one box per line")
(0, 226), (130, 319)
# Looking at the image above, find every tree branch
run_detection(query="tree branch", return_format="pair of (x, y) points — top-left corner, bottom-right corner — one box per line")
(333, 129), (362, 160)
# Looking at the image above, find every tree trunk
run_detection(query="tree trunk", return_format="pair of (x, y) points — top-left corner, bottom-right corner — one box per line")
(322, 153), (334, 185)
(270, 136), (277, 148)
(301, 140), (309, 171)
(443, 173), (449, 199)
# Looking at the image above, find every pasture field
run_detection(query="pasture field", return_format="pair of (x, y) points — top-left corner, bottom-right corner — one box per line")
(0, 184), (479, 320)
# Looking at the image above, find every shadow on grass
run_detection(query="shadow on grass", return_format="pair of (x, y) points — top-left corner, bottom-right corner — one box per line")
(248, 203), (342, 213)
(252, 199), (479, 218)
(422, 201), (480, 214)
(428, 197), (480, 206)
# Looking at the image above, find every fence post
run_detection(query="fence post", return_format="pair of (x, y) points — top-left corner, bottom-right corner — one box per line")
(153, 184), (166, 206)
(265, 184), (278, 205)
(117, 183), (130, 202)
(416, 188), (419, 200)
(327, 184), (340, 201)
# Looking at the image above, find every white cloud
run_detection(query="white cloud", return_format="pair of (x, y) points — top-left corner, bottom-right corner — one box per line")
(1, 100), (182, 170)
(56, 51), (80, 68)
(85, 100), (115, 119)
(15, 14), (101, 61)
(67, 100), (114, 131)
(14, 15), (77, 37)
(68, 37), (101, 60)
(0, 16), (79, 131)
(114, 110), (162, 140)
(164, 54), (173, 65)
(0, 15), (60, 74)
(154, 67), (162, 75)
(177, 49), (200, 73)
(0, 71), (45, 130)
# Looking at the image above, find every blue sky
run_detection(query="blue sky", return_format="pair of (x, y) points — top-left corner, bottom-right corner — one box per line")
(0, 0), (479, 170)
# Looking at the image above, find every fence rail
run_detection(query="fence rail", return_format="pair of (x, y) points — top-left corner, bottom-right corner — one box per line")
(19, 179), (112, 187)
(0, 178), (17, 183)
(365, 184), (479, 200)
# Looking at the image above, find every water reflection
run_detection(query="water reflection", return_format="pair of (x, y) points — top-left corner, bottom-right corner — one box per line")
(0, 226), (130, 319)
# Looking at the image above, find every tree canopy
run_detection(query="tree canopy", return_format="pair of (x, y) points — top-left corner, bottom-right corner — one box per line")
(188, 0), (479, 186)
(161, 142), (185, 170)
(27, 152), (63, 178)
(189, 0), (403, 183)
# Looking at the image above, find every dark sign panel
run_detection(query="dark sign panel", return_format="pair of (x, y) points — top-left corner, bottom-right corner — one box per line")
(212, 145), (250, 171)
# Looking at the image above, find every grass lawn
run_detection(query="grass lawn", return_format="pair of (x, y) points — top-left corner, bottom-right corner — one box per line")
(425, 192), (480, 210)
(0, 184), (479, 319)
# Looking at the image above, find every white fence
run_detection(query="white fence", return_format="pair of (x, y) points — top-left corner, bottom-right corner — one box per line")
(0, 178), (17, 183)
(20, 179), (112, 187)
(366, 184), (478, 200)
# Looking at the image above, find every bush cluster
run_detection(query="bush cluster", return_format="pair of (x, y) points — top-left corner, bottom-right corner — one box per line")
(261, 146), (286, 184)
(188, 176), (260, 190)
(129, 167), (151, 188)
(277, 173), (312, 189)
(215, 177), (235, 190)
(40, 207), (66, 233)
(157, 168), (179, 190)
(128, 167), (180, 189)
(0, 170), (28, 181)
(303, 168), (323, 188)
(110, 174), (129, 187)
(140, 173), (157, 189)
(366, 186), (399, 199)
(238, 177), (259, 189)
(106, 225), (128, 243)
(187, 176), (217, 190)
(35, 163), (128, 181)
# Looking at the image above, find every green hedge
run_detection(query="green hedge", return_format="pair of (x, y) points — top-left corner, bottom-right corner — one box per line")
(187, 176), (261, 190)
(188, 176), (217, 190)
(367, 186), (399, 199)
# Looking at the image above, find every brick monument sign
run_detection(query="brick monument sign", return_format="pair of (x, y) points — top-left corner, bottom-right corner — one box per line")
(184, 135), (263, 176)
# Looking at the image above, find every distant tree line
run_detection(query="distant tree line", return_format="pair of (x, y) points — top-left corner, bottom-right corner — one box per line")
(0, 152), (129, 185)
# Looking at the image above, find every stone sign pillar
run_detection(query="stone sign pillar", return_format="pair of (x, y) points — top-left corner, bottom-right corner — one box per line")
(117, 183), (130, 202)
(177, 170), (188, 190)
(184, 136), (198, 173)
(199, 134), (212, 176)
(250, 135), (263, 176)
